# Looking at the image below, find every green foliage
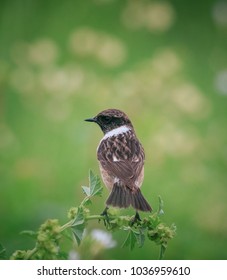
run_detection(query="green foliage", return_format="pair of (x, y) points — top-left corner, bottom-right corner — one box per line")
(121, 197), (176, 259)
(8, 171), (175, 260)
(0, 0), (226, 260)
(0, 244), (6, 260)
(82, 170), (103, 198)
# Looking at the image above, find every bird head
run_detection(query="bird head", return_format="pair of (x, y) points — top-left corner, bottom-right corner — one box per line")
(85, 109), (133, 134)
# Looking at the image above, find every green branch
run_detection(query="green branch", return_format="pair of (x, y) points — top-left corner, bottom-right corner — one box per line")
(7, 170), (176, 260)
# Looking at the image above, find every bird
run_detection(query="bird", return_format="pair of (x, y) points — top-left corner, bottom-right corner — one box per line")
(85, 109), (152, 223)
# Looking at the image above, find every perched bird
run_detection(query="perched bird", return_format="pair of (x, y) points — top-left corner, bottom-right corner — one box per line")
(85, 109), (152, 223)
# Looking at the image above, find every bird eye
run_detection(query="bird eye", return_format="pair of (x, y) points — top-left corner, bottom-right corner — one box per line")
(102, 116), (111, 123)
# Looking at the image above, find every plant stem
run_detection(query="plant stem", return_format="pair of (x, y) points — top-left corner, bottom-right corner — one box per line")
(60, 220), (74, 232)
(60, 215), (105, 232)
(86, 215), (105, 221)
(26, 247), (38, 260)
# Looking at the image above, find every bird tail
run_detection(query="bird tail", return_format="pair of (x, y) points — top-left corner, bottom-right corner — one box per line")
(106, 183), (152, 212)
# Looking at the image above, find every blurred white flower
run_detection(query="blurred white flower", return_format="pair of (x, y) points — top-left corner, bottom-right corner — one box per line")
(11, 39), (58, 67)
(145, 2), (175, 32)
(153, 123), (200, 157)
(96, 37), (127, 67)
(215, 70), (227, 95)
(39, 65), (84, 98)
(212, 1), (227, 27)
(171, 83), (211, 119)
(69, 28), (100, 56)
(113, 48), (181, 101)
(122, 0), (175, 32)
(11, 39), (59, 66)
(69, 27), (127, 67)
(151, 49), (181, 77)
(121, 1), (146, 29)
(28, 39), (59, 66)
(91, 229), (117, 249)
(68, 250), (80, 260)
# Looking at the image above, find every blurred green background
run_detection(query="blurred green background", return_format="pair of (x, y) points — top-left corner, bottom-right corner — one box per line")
(0, 0), (227, 259)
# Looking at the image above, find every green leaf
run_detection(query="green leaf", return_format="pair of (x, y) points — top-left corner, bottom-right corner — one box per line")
(82, 186), (90, 196)
(82, 197), (92, 206)
(71, 207), (85, 246)
(122, 230), (137, 250)
(0, 244), (6, 260)
(89, 169), (97, 192)
(92, 177), (102, 196)
(122, 226), (146, 250)
(72, 223), (85, 246)
(89, 170), (102, 197)
(82, 170), (103, 199)
(159, 244), (167, 260)
(20, 230), (37, 239)
(158, 195), (164, 215)
(71, 207), (85, 227)
(135, 228), (145, 248)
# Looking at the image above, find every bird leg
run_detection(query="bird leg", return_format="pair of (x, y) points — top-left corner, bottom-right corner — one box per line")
(130, 211), (141, 226)
(100, 206), (110, 226)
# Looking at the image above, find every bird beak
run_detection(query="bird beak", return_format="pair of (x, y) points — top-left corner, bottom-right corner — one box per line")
(84, 117), (97, 123)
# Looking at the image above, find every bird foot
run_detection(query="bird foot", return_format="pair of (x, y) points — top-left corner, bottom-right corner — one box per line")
(130, 211), (141, 226)
(100, 207), (110, 226)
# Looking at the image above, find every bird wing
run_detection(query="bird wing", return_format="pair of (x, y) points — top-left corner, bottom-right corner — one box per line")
(97, 135), (145, 189)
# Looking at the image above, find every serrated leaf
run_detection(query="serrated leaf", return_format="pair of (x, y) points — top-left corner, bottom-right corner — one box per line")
(122, 229), (137, 250)
(71, 207), (85, 227)
(81, 170), (103, 198)
(89, 170), (97, 191)
(92, 180), (102, 197)
(82, 170), (103, 199)
(71, 207), (85, 246)
(72, 223), (85, 246)
(89, 170), (102, 197)
(82, 186), (91, 196)
(122, 227), (146, 250)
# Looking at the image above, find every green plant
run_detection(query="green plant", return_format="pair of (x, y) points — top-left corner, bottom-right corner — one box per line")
(3, 170), (175, 260)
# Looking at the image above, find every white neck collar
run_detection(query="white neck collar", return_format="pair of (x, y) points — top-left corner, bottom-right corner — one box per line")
(102, 125), (131, 140)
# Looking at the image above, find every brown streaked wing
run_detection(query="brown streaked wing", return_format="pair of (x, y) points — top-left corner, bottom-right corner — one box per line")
(97, 135), (145, 189)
